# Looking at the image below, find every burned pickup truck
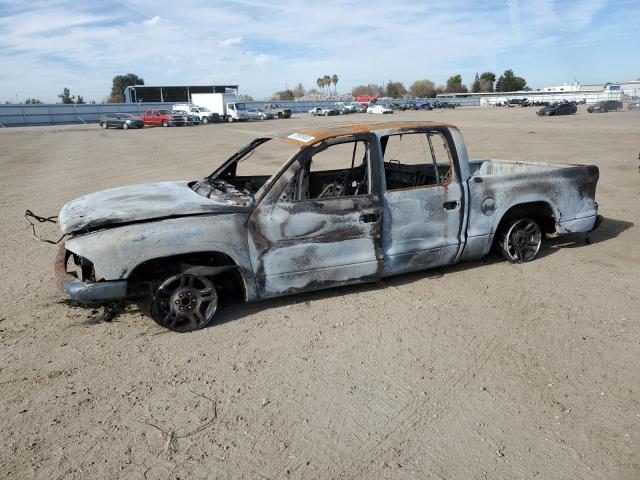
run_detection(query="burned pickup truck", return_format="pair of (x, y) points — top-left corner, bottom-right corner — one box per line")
(54, 121), (601, 332)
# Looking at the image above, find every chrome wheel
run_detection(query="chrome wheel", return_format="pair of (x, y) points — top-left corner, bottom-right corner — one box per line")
(151, 274), (218, 332)
(499, 217), (542, 263)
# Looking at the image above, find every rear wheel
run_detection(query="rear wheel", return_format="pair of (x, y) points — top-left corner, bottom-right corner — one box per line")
(122, 122), (129, 130)
(101, 122), (108, 129)
(202, 117), (209, 124)
(496, 217), (542, 263)
(278, 112), (283, 119)
(151, 273), (218, 332)
(162, 120), (169, 127)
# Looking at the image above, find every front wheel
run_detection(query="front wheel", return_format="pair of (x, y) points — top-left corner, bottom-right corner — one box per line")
(202, 117), (209, 124)
(151, 273), (218, 332)
(496, 217), (542, 263)
(122, 122), (129, 130)
(227, 116), (234, 123)
(101, 122), (108, 129)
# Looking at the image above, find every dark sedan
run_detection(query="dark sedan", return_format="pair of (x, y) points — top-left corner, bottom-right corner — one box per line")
(587, 100), (623, 113)
(537, 103), (577, 116)
(99, 113), (144, 129)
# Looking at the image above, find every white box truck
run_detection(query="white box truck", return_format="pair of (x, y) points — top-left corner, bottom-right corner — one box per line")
(190, 93), (248, 122)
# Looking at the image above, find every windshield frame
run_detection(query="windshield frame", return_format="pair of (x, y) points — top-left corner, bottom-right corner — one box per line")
(207, 137), (302, 204)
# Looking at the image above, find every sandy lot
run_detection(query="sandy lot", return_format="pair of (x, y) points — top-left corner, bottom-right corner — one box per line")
(1, 107), (638, 479)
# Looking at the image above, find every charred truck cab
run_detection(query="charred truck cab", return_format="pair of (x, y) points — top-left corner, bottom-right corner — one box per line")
(54, 121), (601, 332)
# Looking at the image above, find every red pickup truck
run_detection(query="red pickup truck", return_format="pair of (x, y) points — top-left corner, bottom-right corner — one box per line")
(139, 109), (188, 127)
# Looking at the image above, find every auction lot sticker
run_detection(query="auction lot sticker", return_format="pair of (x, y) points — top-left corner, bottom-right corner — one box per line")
(287, 133), (315, 143)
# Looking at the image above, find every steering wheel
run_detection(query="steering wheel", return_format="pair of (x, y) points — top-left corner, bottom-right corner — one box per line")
(317, 172), (349, 199)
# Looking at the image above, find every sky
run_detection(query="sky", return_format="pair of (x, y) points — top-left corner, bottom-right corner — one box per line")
(0, 0), (638, 103)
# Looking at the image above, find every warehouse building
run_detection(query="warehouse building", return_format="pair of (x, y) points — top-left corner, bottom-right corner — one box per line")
(124, 84), (239, 103)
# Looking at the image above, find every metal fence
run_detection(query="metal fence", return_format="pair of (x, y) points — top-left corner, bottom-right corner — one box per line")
(0, 98), (477, 128)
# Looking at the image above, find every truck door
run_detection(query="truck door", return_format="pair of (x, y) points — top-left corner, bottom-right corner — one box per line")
(380, 128), (465, 276)
(248, 134), (383, 298)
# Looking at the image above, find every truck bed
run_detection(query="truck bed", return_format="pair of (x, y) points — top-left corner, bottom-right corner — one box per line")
(469, 159), (581, 176)
(460, 158), (600, 260)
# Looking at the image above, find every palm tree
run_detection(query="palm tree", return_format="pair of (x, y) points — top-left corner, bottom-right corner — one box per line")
(316, 77), (323, 93)
(323, 75), (331, 96)
(331, 74), (338, 95)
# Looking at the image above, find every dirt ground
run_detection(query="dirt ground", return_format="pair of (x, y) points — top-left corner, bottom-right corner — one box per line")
(1, 107), (638, 480)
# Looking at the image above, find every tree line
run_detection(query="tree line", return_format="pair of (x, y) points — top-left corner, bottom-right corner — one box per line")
(351, 70), (528, 99)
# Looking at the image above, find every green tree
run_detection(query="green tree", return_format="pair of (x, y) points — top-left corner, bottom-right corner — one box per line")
(323, 75), (331, 95)
(471, 73), (481, 93)
(316, 77), (324, 93)
(110, 73), (144, 102)
(75, 95), (85, 104)
(58, 87), (74, 104)
(445, 74), (467, 93)
(495, 69), (527, 92)
(479, 72), (496, 92)
(409, 79), (436, 98)
(351, 84), (383, 97)
(24, 98), (43, 104)
(274, 89), (294, 101)
(292, 82), (306, 98)
(331, 74), (339, 95)
(385, 80), (407, 98)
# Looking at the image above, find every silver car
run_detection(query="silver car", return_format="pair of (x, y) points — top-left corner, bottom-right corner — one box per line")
(246, 108), (274, 120)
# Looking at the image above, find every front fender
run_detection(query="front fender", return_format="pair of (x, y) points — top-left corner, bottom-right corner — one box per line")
(65, 214), (258, 300)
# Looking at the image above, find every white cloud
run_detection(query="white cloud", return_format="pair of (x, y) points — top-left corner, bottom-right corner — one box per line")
(221, 36), (242, 46)
(143, 15), (161, 26)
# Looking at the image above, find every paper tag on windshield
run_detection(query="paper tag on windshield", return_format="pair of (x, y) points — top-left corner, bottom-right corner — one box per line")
(287, 133), (315, 143)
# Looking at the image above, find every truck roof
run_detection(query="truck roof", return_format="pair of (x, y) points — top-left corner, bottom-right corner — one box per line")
(270, 121), (456, 145)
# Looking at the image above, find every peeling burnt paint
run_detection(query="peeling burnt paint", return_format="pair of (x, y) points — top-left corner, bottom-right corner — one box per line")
(55, 121), (600, 307)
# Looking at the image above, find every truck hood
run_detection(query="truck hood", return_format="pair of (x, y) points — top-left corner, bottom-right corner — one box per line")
(59, 181), (246, 234)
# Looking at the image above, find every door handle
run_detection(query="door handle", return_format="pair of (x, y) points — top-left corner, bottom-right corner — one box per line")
(443, 201), (460, 210)
(359, 213), (379, 223)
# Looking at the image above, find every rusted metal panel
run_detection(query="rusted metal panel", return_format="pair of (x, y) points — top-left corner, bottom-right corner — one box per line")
(270, 121), (456, 146)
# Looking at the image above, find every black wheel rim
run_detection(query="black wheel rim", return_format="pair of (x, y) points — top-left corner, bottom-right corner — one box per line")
(152, 274), (218, 332)
(506, 218), (542, 262)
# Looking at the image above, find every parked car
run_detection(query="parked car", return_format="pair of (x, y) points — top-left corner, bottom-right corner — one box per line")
(99, 113), (144, 130)
(333, 102), (358, 113)
(263, 103), (292, 119)
(247, 108), (274, 120)
(309, 106), (338, 116)
(587, 100), (623, 113)
(139, 109), (188, 127)
(53, 121), (601, 332)
(172, 104), (218, 124)
(367, 104), (393, 114)
(174, 110), (201, 125)
(537, 102), (578, 116)
(627, 97), (639, 110)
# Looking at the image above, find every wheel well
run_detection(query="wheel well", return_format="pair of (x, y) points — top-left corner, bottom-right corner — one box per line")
(128, 252), (246, 301)
(496, 202), (557, 235)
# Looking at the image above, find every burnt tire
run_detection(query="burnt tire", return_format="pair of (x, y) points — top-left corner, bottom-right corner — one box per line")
(151, 273), (218, 332)
(496, 217), (542, 263)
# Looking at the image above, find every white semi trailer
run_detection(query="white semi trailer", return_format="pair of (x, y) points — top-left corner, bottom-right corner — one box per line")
(190, 93), (248, 122)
